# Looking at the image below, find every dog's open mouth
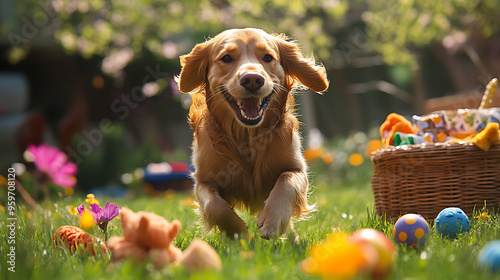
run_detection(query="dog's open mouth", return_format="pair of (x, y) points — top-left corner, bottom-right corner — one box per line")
(224, 91), (273, 126)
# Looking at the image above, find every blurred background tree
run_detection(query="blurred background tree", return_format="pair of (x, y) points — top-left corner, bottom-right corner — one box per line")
(1, 0), (499, 189)
(366, 0), (500, 112)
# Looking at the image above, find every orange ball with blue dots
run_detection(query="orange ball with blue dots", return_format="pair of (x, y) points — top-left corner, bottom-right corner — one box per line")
(393, 214), (429, 248)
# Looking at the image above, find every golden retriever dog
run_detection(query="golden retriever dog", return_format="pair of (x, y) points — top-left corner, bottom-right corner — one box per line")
(177, 28), (328, 239)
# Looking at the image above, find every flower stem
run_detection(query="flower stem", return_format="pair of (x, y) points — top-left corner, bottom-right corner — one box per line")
(99, 222), (109, 241)
(14, 180), (37, 209)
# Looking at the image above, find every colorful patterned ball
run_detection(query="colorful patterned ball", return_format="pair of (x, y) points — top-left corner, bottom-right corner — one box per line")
(393, 214), (429, 248)
(478, 241), (500, 272)
(435, 207), (469, 238)
(349, 229), (396, 280)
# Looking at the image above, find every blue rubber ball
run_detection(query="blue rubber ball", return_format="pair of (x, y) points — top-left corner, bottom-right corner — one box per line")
(435, 207), (469, 238)
(478, 241), (500, 272)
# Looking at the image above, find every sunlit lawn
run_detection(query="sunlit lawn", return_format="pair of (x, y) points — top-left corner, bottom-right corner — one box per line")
(2, 158), (500, 280)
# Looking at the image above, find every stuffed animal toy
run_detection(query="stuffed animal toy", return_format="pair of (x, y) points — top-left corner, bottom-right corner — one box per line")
(108, 208), (222, 272)
(379, 113), (416, 147)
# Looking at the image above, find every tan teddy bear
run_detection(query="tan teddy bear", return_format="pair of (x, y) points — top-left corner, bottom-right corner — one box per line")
(108, 208), (221, 272)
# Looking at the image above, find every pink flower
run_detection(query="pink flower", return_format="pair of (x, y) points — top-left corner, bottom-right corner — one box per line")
(26, 144), (77, 187)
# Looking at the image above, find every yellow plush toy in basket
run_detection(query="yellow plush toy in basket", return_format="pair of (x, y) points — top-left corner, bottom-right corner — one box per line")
(371, 78), (500, 221)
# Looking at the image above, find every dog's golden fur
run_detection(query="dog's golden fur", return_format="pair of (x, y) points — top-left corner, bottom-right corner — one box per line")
(177, 28), (328, 238)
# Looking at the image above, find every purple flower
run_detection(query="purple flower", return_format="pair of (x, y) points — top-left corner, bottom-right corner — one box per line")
(77, 202), (120, 238)
(76, 204), (85, 215)
(77, 202), (120, 224)
(91, 203), (121, 224)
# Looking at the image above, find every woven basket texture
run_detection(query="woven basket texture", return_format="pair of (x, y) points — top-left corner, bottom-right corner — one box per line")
(371, 142), (500, 221)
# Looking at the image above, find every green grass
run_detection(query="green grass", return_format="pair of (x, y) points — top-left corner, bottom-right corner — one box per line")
(2, 163), (500, 280)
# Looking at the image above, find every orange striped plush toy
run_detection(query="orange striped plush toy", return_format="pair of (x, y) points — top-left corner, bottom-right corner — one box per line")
(52, 225), (108, 256)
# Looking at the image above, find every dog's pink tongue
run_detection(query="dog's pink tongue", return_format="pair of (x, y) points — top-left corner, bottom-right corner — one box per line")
(240, 97), (260, 118)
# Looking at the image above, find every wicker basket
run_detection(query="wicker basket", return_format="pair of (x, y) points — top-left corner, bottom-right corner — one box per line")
(371, 142), (500, 221)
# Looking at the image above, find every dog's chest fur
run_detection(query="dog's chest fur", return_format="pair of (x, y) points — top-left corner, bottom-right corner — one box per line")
(191, 113), (304, 213)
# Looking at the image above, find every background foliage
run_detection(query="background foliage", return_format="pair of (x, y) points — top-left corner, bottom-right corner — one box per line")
(1, 0), (500, 187)
(4, 0), (499, 71)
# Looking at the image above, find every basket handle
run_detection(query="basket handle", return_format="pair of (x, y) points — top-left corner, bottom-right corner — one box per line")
(479, 78), (497, 109)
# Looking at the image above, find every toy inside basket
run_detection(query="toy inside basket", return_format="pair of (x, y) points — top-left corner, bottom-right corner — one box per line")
(371, 78), (500, 221)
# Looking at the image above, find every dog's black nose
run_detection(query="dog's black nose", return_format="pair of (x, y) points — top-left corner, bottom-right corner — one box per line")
(240, 73), (265, 91)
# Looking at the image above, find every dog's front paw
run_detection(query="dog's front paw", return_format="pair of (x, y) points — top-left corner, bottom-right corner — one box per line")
(257, 205), (291, 239)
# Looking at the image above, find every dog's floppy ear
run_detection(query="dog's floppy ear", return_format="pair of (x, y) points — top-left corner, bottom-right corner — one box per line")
(275, 35), (329, 93)
(178, 41), (211, 93)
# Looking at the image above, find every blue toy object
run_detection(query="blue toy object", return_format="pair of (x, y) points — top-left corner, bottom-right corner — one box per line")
(435, 207), (469, 238)
(142, 162), (194, 193)
(478, 241), (500, 272)
(393, 214), (429, 248)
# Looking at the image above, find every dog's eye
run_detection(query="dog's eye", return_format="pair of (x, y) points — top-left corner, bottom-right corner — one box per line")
(263, 54), (274, 62)
(221, 55), (233, 63)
